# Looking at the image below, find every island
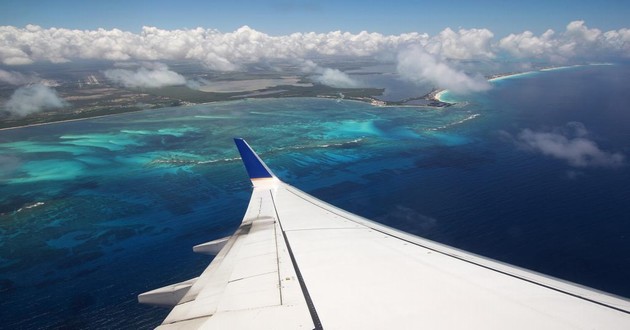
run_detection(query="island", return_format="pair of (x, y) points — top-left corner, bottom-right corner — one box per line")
(5, 61), (590, 131)
(0, 69), (452, 130)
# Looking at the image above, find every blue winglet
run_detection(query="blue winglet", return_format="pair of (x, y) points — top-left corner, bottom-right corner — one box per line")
(234, 138), (275, 180)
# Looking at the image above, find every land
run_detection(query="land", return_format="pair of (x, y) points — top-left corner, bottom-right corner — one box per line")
(0, 67), (391, 130)
(0, 84), (181, 130)
(1, 61), (603, 130)
(430, 65), (597, 103)
(394, 90), (453, 107)
(0, 58), (467, 130)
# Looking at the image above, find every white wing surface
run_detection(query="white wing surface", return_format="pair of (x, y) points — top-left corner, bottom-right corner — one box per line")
(139, 138), (630, 329)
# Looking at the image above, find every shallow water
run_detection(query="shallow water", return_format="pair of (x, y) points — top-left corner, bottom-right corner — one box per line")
(1, 64), (629, 328)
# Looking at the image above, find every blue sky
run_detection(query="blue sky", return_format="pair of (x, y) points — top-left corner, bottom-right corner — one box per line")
(1, 0), (629, 36)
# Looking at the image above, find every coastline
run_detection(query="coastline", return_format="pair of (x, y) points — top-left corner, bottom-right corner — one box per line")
(0, 95), (442, 131)
(0, 109), (150, 132)
(433, 71), (531, 102)
(433, 69), (519, 102)
(0, 63), (611, 131)
(433, 89), (448, 102)
(487, 71), (536, 82)
(434, 63), (600, 102)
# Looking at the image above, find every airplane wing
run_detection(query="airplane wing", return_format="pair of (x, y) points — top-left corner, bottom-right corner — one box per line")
(139, 138), (630, 329)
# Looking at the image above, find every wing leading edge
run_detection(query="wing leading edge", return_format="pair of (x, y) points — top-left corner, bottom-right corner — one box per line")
(140, 139), (630, 329)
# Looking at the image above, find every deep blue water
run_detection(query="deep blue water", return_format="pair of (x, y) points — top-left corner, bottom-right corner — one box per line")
(1, 64), (629, 329)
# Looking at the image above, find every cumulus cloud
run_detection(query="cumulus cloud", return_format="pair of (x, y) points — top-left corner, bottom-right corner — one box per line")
(313, 68), (359, 88)
(4, 84), (67, 116)
(498, 29), (557, 59)
(498, 20), (630, 62)
(397, 46), (491, 94)
(297, 59), (360, 88)
(103, 62), (187, 88)
(0, 24), (499, 70)
(0, 25), (428, 70)
(0, 24), (496, 71)
(0, 69), (40, 85)
(0, 21), (627, 73)
(426, 27), (495, 60)
(312, 68), (359, 88)
(516, 123), (625, 168)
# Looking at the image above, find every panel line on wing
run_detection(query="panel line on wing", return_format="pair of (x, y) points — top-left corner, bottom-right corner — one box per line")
(270, 189), (324, 330)
(228, 271), (278, 284)
(283, 227), (373, 232)
(273, 199), (283, 306)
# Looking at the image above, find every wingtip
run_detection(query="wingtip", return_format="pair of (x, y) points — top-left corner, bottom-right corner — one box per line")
(234, 138), (276, 183)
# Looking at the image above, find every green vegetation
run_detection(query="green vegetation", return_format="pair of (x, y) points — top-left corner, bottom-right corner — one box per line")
(142, 86), (244, 103)
(1, 71), (386, 130)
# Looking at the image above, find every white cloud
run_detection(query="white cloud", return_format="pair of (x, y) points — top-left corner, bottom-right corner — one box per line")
(0, 21), (627, 74)
(299, 59), (320, 73)
(4, 84), (67, 116)
(397, 46), (491, 94)
(297, 59), (360, 88)
(566, 20), (601, 42)
(517, 123), (625, 168)
(103, 62), (187, 88)
(0, 69), (39, 85)
(602, 28), (630, 52)
(426, 27), (495, 60)
(313, 68), (359, 88)
(0, 24), (477, 72)
(0, 25), (429, 70)
(498, 30), (557, 59)
(498, 20), (630, 61)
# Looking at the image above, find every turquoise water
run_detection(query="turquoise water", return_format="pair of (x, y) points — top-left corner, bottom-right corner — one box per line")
(1, 65), (629, 328)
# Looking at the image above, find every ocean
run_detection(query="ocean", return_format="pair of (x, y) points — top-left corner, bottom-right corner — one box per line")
(1, 64), (629, 329)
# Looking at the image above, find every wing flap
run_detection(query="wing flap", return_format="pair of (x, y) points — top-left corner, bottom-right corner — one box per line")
(192, 237), (229, 255)
(155, 317), (208, 330)
(138, 278), (198, 308)
(155, 184), (315, 328)
(169, 305), (312, 330)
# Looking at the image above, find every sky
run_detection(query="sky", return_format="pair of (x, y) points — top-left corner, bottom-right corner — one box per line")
(1, 0), (629, 36)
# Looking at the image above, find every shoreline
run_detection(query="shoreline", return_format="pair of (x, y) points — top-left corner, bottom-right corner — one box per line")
(433, 90), (448, 102)
(0, 111), (142, 132)
(487, 71), (536, 82)
(0, 95), (447, 131)
(0, 63), (609, 131)
(434, 63), (600, 102)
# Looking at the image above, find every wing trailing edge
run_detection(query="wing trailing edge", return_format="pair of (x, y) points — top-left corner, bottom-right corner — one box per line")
(193, 237), (229, 255)
(138, 277), (198, 308)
